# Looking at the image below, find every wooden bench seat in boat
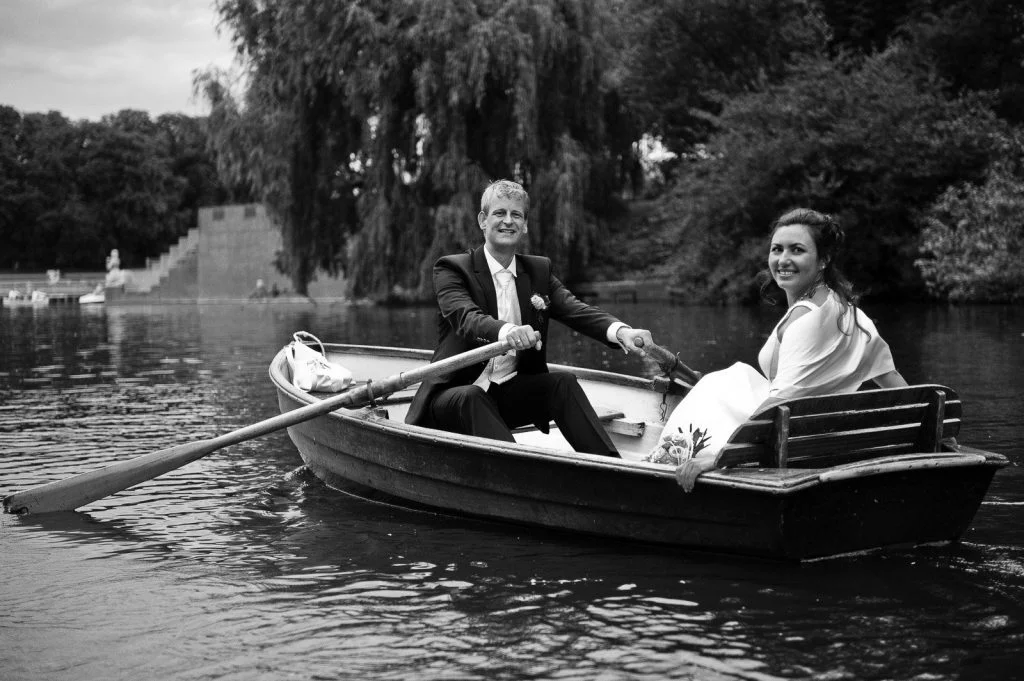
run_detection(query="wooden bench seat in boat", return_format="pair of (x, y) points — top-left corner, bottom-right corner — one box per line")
(512, 406), (646, 437)
(714, 384), (961, 469)
(323, 386), (646, 437)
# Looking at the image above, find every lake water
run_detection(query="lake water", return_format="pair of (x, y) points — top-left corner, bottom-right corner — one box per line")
(1, 301), (1022, 681)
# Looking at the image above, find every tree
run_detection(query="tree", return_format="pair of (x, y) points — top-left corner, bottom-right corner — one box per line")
(1, 110), (83, 270)
(619, 0), (829, 157)
(815, 0), (928, 54)
(0, 106), (28, 268)
(157, 113), (236, 235)
(200, 0), (639, 298)
(899, 0), (1024, 125)
(197, 0), (371, 296)
(77, 112), (188, 266)
(0, 107), (230, 271)
(915, 133), (1024, 302)
(657, 51), (1003, 302)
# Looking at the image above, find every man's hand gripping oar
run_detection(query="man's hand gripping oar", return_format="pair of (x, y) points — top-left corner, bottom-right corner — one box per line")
(633, 338), (702, 390)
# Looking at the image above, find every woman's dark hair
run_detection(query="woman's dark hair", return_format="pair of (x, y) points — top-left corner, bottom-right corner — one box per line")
(758, 208), (867, 335)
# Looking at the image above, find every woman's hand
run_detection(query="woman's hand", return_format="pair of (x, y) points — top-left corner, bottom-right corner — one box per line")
(674, 456), (718, 493)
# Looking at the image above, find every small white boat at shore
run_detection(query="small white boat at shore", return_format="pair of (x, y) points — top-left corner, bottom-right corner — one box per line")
(78, 286), (105, 305)
(3, 290), (49, 307)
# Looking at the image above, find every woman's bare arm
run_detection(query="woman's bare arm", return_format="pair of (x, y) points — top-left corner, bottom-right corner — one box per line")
(873, 370), (908, 388)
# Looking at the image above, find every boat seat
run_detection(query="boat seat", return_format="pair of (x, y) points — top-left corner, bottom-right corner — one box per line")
(510, 406), (646, 437)
(332, 391), (645, 436)
(714, 385), (961, 469)
(595, 408), (646, 437)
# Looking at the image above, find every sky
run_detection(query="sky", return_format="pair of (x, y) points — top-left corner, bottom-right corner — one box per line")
(0, 0), (238, 121)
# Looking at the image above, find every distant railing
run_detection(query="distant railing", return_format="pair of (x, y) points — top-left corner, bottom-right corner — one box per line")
(0, 272), (106, 297)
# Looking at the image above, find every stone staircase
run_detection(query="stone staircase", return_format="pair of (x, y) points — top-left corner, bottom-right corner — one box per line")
(125, 228), (199, 295)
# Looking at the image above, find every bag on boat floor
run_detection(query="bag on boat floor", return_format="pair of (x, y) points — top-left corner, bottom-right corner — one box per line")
(286, 331), (353, 392)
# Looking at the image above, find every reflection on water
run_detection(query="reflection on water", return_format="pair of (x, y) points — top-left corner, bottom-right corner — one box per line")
(1, 302), (1022, 681)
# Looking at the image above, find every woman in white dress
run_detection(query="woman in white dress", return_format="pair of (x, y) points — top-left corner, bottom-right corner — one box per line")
(653, 208), (908, 491)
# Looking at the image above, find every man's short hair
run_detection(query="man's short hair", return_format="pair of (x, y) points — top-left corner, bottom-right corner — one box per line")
(480, 179), (529, 217)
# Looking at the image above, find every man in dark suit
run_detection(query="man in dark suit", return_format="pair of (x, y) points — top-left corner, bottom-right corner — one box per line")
(405, 179), (653, 457)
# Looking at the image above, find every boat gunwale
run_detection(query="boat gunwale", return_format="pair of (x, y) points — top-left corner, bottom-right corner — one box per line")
(269, 344), (1007, 496)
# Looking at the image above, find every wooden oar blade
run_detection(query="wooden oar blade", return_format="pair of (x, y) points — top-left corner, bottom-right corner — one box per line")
(1, 381), (376, 515)
(2, 388), (376, 515)
(2, 439), (220, 515)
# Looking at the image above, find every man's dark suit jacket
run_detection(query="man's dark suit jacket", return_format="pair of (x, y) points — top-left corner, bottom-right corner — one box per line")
(405, 246), (622, 430)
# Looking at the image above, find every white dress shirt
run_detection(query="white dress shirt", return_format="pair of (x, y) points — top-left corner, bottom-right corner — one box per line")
(473, 248), (632, 389)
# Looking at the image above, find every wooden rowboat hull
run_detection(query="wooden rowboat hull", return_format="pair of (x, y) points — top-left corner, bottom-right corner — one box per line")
(269, 344), (1006, 561)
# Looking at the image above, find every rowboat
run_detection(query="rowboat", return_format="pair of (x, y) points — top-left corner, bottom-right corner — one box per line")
(268, 343), (1008, 560)
(79, 286), (105, 304)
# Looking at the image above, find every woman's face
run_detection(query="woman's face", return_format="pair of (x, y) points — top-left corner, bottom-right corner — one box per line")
(769, 224), (822, 299)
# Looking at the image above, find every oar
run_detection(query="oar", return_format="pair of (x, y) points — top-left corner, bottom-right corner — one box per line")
(3, 339), (514, 515)
(634, 338), (702, 389)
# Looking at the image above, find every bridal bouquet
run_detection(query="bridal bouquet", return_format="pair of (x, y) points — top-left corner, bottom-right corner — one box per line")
(644, 424), (711, 465)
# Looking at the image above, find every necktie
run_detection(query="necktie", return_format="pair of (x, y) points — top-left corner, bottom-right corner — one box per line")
(487, 269), (520, 386)
(495, 269), (518, 323)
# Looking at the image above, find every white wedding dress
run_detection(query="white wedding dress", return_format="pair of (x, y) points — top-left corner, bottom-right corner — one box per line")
(655, 292), (898, 460)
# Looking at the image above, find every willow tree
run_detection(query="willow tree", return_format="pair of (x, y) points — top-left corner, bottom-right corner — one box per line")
(196, 0), (371, 294)
(199, 0), (636, 298)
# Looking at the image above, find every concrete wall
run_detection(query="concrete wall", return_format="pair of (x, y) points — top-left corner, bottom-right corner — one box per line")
(197, 204), (348, 300)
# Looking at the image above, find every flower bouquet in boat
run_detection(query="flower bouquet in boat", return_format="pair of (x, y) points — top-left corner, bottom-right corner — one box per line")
(644, 424), (711, 465)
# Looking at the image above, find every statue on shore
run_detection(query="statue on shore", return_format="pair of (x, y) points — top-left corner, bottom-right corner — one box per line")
(105, 249), (125, 287)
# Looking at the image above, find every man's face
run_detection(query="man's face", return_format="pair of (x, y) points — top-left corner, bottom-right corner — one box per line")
(479, 196), (528, 253)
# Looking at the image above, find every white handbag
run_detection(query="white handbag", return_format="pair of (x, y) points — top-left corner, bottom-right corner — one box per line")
(286, 331), (354, 392)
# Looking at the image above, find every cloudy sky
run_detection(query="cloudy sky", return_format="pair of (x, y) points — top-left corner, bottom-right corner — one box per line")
(0, 0), (237, 121)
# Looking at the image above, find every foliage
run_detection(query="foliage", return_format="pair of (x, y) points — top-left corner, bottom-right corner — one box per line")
(915, 135), (1024, 302)
(0, 107), (231, 271)
(814, 0), (937, 54)
(897, 0), (1024, 125)
(657, 50), (1004, 303)
(619, 0), (829, 158)
(616, 0), (1024, 304)
(201, 0), (638, 298)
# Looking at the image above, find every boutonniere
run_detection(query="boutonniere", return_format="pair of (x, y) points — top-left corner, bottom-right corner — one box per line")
(530, 293), (550, 328)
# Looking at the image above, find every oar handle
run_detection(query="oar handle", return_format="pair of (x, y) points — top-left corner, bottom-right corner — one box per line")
(634, 338), (702, 387)
(3, 339), (514, 515)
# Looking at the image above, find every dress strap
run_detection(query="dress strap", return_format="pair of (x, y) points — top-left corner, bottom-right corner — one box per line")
(772, 299), (818, 336)
(788, 298), (819, 314)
